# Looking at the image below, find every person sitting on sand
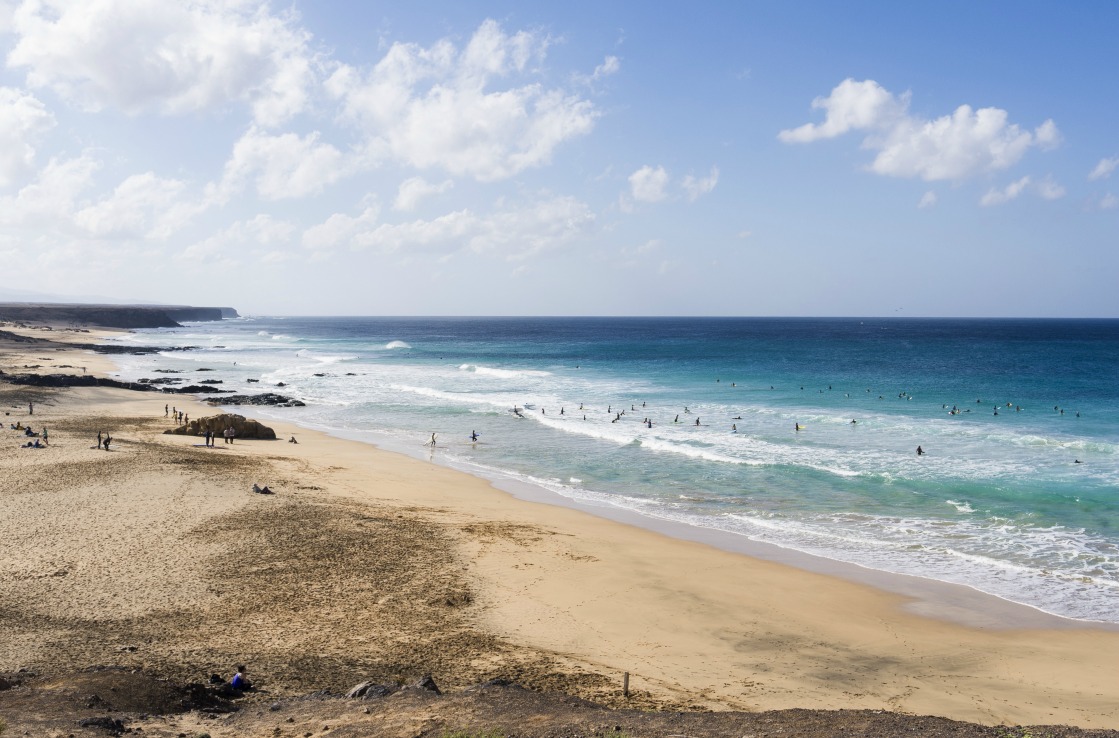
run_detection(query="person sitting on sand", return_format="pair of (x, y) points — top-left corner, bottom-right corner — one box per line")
(289, 436), (298, 443)
(252, 484), (273, 494)
(230, 665), (252, 690)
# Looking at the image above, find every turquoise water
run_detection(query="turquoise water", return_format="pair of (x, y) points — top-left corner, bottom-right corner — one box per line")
(110, 317), (1119, 623)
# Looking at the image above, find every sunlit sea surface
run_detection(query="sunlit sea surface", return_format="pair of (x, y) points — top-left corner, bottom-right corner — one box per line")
(109, 317), (1119, 623)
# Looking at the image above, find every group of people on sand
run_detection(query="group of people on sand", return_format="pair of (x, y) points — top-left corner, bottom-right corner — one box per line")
(10, 420), (47, 447)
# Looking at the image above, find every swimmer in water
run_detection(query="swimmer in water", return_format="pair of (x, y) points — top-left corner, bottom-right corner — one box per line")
(916, 445), (925, 456)
(731, 424), (737, 432)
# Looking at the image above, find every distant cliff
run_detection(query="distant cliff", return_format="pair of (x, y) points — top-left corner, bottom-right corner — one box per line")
(0, 303), (238, 328)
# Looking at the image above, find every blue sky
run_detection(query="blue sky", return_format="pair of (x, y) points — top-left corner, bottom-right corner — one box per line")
(0, 1), (1115, 317)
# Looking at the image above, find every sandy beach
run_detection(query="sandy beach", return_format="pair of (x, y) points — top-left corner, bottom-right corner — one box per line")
(2, 323), (1118, 736)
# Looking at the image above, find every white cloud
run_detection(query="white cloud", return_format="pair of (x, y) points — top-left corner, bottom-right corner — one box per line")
(778, 78), (907, 143)
(682, 166), (719, 201)
(1036, 176), (1065, 201)
(1089, 157), (1118, 181)
(591, 55), (620, 81)
(215, 127), (346, 201)
(393, 176), (454, 211)
(73, 171), (186, 238)
(301, 204), (380, 251)
(918, 191), (938, 209)
(326, 19), (597, 181)
(780, 78), (1060, 181)
(180, 214), (294, 263)
(304, 195), (594, 260)
(629, 165), (669, 202)
(0, 154), (99, 226)
(0, 86), (55, 187)
(7, 0), (313, 125)
(1099, 193), (1118, 210)
(980, 176), (1031, 206)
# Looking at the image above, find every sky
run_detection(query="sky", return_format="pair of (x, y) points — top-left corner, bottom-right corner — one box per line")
(0, 1), (1116, 317)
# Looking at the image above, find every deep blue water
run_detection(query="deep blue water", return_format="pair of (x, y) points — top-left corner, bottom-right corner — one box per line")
(110, 317), (1119, 622)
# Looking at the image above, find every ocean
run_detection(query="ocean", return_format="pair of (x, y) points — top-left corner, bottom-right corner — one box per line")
(108, 317), (1119, 624)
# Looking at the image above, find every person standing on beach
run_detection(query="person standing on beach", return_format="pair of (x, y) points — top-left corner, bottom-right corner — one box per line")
(28, 402), (33, 415)
(430, 432), (437, 447)
(97, 430), (102, 449)
(164, 404), (168, 417)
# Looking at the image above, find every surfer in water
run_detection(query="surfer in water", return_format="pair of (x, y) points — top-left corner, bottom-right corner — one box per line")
(429, 433), (437, 447)
(916, 445), (925, 456)
(795, 422), (801, 431)
(470, 431), (478, 442)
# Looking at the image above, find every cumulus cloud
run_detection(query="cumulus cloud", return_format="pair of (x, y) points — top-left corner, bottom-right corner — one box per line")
(0, 154), (99, 226)
(918, 191), (938, 209)
(682, 166), (719, 201)
(629, 165), (669, 203)
(303, 195), (593, 260)
(180, 213), (294, 262)
(214, 127), (346, 201)
(325, 19), (597, 181)
(393, 176), (454, 211)
(1099, 193), (1118, 210)
(6, 0), (313, 125)
(778, 78), (907, 143)
(980, 176), (1031, 206)
(780, 78), (1060, 181)
(73, 171), (186, 238)
(0, 86), (55, 187)
(1089, 157), (1118, 180)
(302, 204), (380, 251)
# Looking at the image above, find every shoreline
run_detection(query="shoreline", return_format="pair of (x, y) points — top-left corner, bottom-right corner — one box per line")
(246, 406), (1115, 633)
(3, 323), (1119, 730)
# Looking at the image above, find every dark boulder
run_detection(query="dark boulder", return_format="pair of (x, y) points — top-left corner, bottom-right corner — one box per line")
(205, 393), (305, 407)
(164, 413), (276, 440)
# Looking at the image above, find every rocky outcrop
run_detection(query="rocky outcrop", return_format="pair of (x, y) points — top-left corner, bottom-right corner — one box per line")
(205, 393), (305, 407)
(164, 413), (276, 440)
(0, 373), (157, 392)
(171, 384), (230, 394)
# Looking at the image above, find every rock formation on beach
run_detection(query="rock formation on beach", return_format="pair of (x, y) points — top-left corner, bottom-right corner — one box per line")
(206, 393), (306, 407)
(164, 413), (277, 439)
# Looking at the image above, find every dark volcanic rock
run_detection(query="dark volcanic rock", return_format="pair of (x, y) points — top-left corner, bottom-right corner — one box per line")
(0, 373), (156, 392)
(206, 393), (305, 407)
(164, 413), (276, 439)
(198, 379), (223, 384)
(169, 384), (230, 394)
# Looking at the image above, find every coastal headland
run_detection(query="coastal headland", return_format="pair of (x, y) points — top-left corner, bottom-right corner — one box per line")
(1, 308), (1117, 737)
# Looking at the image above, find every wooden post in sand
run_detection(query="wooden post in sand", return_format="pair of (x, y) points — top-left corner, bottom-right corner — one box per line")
(623, 671), (629, 697)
